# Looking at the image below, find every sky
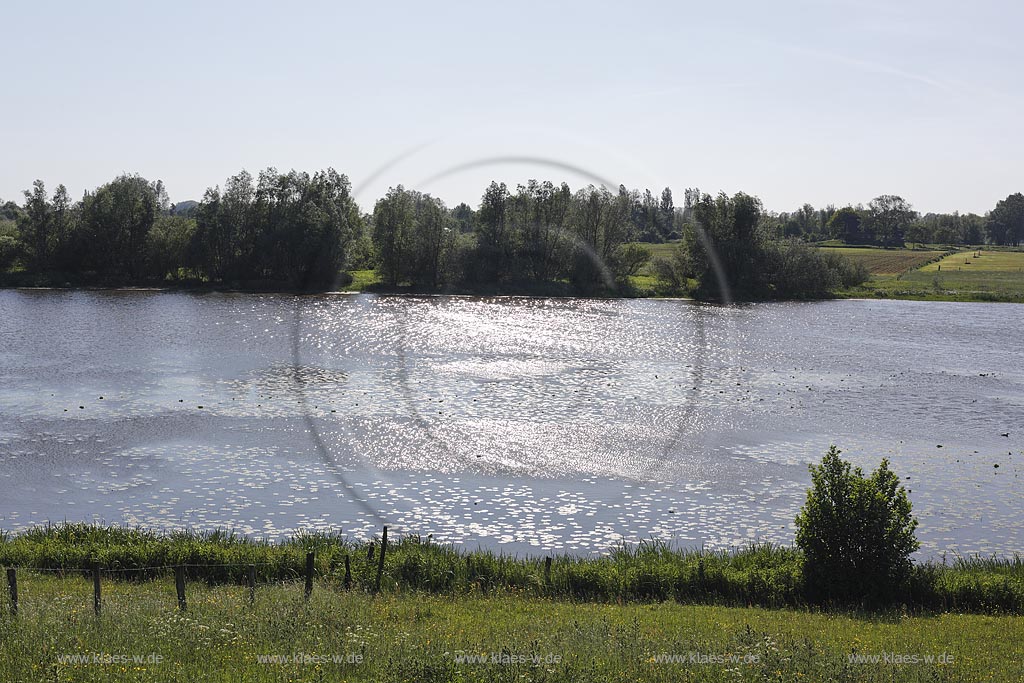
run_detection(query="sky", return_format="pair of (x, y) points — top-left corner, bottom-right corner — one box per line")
(1, 0), (1021, 215)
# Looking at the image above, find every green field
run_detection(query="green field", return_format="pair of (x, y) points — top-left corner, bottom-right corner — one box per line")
(818, 246), (949, 276)
(1, 572), (1021, 682)
(919, 250), (1024, 273)
(842, 249), (1024, 302)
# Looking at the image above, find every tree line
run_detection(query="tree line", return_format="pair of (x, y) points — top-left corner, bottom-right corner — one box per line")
(765, 193), (1024, 247)
(1, 170), (1021, 298)
(1, 170), (366, 291)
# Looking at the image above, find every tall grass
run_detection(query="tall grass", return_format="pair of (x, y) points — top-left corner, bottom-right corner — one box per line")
(3, 574), (1021, 682)
(1, 524), (1021, 613)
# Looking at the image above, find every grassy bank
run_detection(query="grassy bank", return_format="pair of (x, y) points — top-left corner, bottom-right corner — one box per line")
(2, 526), (1023, 614)
(2, 572), (1022, 682)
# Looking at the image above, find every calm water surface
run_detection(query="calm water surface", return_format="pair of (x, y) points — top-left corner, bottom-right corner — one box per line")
(0, 291), (1021, 556)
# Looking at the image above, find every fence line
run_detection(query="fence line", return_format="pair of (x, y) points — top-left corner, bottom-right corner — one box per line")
(2, 526), (393, 616)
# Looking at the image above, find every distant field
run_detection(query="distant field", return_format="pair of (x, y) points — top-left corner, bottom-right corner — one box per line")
(819, 246), (948, 275)
(836, 248), (1024, 302)
(633, 241), (681, 277)
(919, 249), (1024, 273)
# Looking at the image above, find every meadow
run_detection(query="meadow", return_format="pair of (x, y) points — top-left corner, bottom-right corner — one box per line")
(856, 251), (1024, 302)
(2, 570), (1022, 682)
(817, 246), (950, 276)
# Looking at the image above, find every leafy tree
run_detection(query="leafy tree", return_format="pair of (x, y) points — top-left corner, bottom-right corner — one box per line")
(16, 181), (79, 274)
(658, 187), (675, 240)
(987, 193), (1024, 246)
(0, 199), (23, 222)
(795, 446), (919, 604)
(409, 192), (454, 288)
(18, 180), (53, 271)
(192, 171), (254, 281)
(251, 168), (362, 289)
(451, 202), (476, 234)
(509, 180), (572, 282)
(473, 181), (513, 283)
(828, 206), (864, 244)
(190, 168), (360, 289)
(80, 174), (158, 279)
(687, 191), (766, 300)
(372, 186), (416, 286)
(866, 195), (916, 247)
(567, 185), (632, 291)
(146, 215), (197, 280)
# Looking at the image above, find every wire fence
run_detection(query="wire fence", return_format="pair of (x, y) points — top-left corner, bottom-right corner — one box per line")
(3, 527), (389, 617)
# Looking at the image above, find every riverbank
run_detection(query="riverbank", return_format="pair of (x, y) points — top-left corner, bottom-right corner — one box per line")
(6, 257), (1024, 302)
(2, 572), (1021, 682)
(2, 525), (1022, 613)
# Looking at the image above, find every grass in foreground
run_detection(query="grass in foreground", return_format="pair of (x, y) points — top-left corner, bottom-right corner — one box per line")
(1, 572), (1021, 682)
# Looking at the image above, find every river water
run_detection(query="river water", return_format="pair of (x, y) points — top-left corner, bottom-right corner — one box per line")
(0, 291), (1020, 557)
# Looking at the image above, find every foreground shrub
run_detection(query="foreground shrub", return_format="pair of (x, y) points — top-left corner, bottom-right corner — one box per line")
(795, 446), (919, 604)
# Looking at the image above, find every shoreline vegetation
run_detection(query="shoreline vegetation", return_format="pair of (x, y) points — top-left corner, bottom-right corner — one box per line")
(1, 524), (1021, 614)
(2, 170), (1022, 302)
(4, 259), (1022, 304)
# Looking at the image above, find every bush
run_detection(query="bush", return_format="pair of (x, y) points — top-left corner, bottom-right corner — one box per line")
(795, 446), (919, 604)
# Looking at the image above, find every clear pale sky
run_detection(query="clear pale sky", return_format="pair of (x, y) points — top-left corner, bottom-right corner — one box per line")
(1, 0), (1020, 215)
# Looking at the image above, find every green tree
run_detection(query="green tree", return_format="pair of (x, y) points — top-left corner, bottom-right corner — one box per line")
(18, 180), (53, 271)
(828, 206), (864, 244)
(687, 191), (766, 299)
(567, 185), (632, 291)
(372, 186), (416, 286)
(658, 187), (675, 240)
(509, 180), (571, 282)
(248, 168), (361, 289)
(146, 215), (197, 280)
(409, 193), (454, 288)
(192, 171), (256, 281)
(451, 202), (476, 234)
(987, 193), (1024, 246)
(474, 181), (513, 283)
(866, 195), (916, 247)
(795, 446), (919, 604)
(81, 174), (158, 279)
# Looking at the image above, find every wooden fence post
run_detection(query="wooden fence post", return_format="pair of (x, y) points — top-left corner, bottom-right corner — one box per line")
(175, 566), (187, 611)
(304, 551), (315, 602)
(93, 566), (102, 616)
(343, 554), (352, 590)
(374, 526), (388, 592)
(544, 556), (552, 587)
(6, 568), (16, 616)
(247, 565), (256, 606)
